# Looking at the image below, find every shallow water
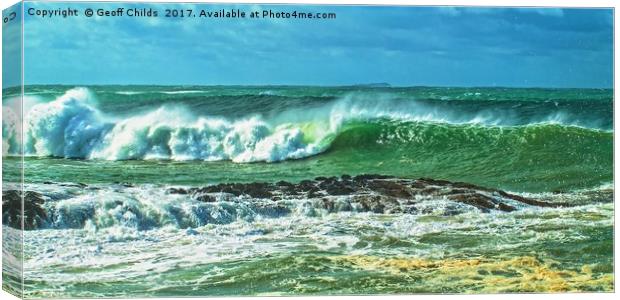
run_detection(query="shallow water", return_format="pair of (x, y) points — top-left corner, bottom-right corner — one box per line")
(15, 182), (613, 297)
(2, 85), (614, 296)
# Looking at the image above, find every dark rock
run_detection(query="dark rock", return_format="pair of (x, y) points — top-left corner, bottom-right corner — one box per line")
(448, 193), (496, 211)
(497, 203), (516, 212)
(276, 181), (299, 196)
(2, 190), (47, 230)
(353, 195), (387, 213)
(298, 180), (316, 191)
(441, 188), (473, 195)
(333, 199), (353, 212)
(418, 178), (453, 186)
(325, 183), (356, 196)
(243, 182), (273, 199)
(321, 198), (335, 212)
(276, 181), (294, 187)
(354, 174), (394, 181)
(204, 184), (243, 196)
(162, 174), (563, 216)
(194, 193), (216, 203)
(496, 190), (568, 208)
(168, 188), (189, 195)
(451, 181), (494, 193)
(367, 180), (412, 198)
(410, 181), (427, 189)
(307, 187), (322, 198)
(421, 187), (440, 195)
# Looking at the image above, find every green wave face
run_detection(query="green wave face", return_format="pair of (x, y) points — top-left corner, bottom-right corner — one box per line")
(6, 120), (610, 193)
(2, 85), (614, 297)
(327, 121), (612, 192)
(2, 85), (613, 193)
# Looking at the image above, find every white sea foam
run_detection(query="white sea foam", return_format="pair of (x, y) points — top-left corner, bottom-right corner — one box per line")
(1, 87), (608, 161)
(6, 88), (332, 162)
(159, 90), (203, 95)
(20, 182), (613, 295)
(115, 91), (145, 95)
(2, 106), (18, 156)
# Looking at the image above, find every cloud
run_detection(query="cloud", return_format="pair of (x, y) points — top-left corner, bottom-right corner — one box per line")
(527, 8), (564, 17)
(20, 3), (613, 88)
(2, 3), (23, 88)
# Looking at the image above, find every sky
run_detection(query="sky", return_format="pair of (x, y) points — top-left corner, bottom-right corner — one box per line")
(7, 2), (615, 88)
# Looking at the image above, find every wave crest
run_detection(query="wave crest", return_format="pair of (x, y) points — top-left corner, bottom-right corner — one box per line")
(2, 87), (611, 162)
(12, 88), (330, 162)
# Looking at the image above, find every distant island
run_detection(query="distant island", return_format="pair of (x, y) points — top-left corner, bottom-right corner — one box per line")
(348, 83), (392, 88)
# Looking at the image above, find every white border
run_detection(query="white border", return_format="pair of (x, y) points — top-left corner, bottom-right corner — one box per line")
(0, 0), (617, 300)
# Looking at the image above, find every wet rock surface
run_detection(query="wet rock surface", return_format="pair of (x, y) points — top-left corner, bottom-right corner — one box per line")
(2, 190), (47, 230)
(4, 175), (599, 231)
(169, 174), (572, 214)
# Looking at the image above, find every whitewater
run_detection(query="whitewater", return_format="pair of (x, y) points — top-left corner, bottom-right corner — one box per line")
(2, 87), (612, 162)
(1, 85), (613, 297)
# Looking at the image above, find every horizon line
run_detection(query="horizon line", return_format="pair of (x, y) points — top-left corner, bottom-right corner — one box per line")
(1, 83), (614, 90)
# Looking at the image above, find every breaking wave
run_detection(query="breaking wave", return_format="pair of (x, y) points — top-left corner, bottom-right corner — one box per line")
(1, 87), (611, 162)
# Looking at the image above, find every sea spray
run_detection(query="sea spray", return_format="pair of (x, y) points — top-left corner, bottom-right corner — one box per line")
(2, 87), (613, 163)
(2, 85), (612, 297)
(13, 88), (332, 162)
(16, 180), (613, 296)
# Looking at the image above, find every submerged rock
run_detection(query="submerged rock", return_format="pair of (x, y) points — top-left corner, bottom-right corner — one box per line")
(168, 174), (568, 214)
(5, 175), (575, 231)
(2, 190), (47, 230)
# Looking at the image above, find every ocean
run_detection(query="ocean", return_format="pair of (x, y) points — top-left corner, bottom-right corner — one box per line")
(1, 85), (614, 296)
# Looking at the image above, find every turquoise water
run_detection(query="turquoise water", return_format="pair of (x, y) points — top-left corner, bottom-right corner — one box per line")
(1, 85), (614, 296)
(2, 85), (613, 192)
